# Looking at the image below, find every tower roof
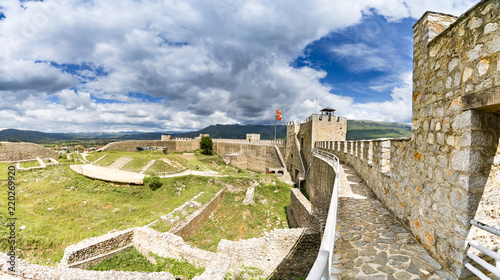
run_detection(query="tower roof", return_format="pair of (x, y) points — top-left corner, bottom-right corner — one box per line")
(320, 107), (336, 112)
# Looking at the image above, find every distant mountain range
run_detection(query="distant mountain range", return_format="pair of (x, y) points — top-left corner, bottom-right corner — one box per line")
(0, 120), (411, 143)
(346, 120), (411, 140)
(0, 129), (167, 143)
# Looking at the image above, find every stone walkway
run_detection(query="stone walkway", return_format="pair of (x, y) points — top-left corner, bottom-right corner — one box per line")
(332, 163), (456, 280)
(108, 157), (134, 169)
(140, 159), (156, 173)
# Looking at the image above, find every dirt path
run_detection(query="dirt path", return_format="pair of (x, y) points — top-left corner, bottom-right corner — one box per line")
(108, 157), (134, 169)
(140, 160), (157, 173)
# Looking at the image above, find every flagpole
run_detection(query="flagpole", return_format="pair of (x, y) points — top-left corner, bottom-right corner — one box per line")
(274, 113), (277, 143)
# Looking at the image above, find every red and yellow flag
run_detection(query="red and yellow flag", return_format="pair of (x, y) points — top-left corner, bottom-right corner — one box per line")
(276, 109), (282, 121)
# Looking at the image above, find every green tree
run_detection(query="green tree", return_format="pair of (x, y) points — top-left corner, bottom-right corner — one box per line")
(144, 174), (163, 191)
(200, 136), (213, 155)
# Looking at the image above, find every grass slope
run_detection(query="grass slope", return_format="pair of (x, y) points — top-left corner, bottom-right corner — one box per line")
(187, 181), (291, 252)
(89, 247), (204, 279)
(347, 120), (411, 140)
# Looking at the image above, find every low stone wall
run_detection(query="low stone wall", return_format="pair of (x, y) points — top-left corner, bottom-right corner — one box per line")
(0, 142), (59, 162)
(287, 188), (315, 228)
(172, 188), (225, 240)
(0, 252), (174, 280)
(133, 227), (218, 269)
(59, 229), (134, 268)
(213, 142), (283, 173)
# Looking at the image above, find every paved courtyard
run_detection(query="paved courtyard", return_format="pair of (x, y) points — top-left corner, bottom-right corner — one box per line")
(332, 163), (457, 280)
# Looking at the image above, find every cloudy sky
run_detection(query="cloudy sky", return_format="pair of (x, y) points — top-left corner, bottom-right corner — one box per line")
(0, 0), (479, 133)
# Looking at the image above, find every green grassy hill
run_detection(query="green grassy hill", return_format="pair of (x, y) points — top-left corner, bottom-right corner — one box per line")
(346, 120), (411, 140)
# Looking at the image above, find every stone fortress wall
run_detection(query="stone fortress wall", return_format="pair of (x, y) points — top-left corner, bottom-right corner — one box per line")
(0, 142), (59, 162)
(307, 1), (500, 277)
(99, 139), (200, 153)
(212, 142), (284, 173)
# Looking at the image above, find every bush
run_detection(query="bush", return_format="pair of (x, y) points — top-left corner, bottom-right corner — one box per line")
(200, 136), (213, 155)
(144, 174), (163, 191)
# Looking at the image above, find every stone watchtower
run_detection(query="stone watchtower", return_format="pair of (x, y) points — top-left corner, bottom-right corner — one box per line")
(161, 133), (171, 141)
(285, 108), (347, 182)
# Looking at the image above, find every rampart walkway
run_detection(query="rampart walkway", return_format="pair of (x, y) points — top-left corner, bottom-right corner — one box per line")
(332, 163), (454, 280)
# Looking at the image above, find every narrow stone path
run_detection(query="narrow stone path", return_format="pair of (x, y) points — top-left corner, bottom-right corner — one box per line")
(108, 157), (133, 169)
(140, 159), (156, 173)
(92, 154), (108, 164)
(332, 163), (455, 280)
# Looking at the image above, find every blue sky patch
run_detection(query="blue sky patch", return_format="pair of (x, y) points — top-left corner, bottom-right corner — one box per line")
(91, 95), (125, 104)
(128, 92), (164, 103)
(294, 12), (415, 103)
(47, 61), (108, 79)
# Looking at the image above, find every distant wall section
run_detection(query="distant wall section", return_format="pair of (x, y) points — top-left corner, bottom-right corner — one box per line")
(0, 142), (59, 162)
(100, 140), (200, 153)
(213, 142), (283, 173)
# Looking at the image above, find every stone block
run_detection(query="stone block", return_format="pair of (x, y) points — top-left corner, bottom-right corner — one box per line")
(477, 59), (490, 76)
(451, 150), (470, 172)
(458, 175), (488, 191)
(486, 36), (500, 55)
(451, 111), (481, 130)
(450, 189), (479, 212)
(467, 44), (483, 61)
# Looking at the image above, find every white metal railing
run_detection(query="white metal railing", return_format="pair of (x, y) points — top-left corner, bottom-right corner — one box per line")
(465, 219), (500, 279)
(306, 147), (340, 280)
(274, 145), (286, 169)
(312, 147), (339, 173)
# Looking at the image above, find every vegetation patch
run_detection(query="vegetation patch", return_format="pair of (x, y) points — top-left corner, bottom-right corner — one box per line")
(144, 174), (163, 191)
(186, 181), (291, 252)
(123, 158), (153, 171)
(22, 160), (40, 168)
(148, 160), (177, 173)
(0, 163), (14, 179)
(89, 246), (205, 279)
(94, 154), (122, 166)
(150, 219), (175, 233)
(224, 266), (265, 280)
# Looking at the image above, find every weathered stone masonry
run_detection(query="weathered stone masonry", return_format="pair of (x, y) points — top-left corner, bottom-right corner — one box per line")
(313, 1), (500, 277)
(212, 141), (284, 173)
